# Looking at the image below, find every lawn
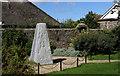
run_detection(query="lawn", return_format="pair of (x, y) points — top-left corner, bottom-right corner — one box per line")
(88, 51), (120, 60)
(48, 62), (119, 74)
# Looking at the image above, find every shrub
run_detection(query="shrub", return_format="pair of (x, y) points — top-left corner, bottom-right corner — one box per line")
(61, 19), (75, 28)
(72, 30), (97, 56)
(71, 30), (116, 56)
(96, 31), (115, 54)
(52, 47), (80, 57)
(50, 41), (56, 54)
(2, 28), (28, 47)
(2, 28), (34, 74)
(25, 40), (33, 56)
(112, 25), (120, 51)
(2, 45), (34, 74)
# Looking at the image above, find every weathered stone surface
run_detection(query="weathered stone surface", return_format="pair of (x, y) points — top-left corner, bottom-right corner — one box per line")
(99, 21), (119, 29)
(29, 23), (53, 65)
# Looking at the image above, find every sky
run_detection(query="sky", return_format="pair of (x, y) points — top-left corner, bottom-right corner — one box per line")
(32, 2), (115, 22)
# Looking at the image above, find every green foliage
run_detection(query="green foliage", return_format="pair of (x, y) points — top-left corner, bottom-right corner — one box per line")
(50, 41), (56, 54)
(72, 30), (97, 55)
(71, 30), (116, 56)
(2, 45), (34, 74)
(52, 47), (80, 57)
(2, 28), (28, 47)
(112, 25), (120, 51)
(73, 21), (79, 28)
(62, 19), (75, 28)
(2, 28), (34, 74)
(96, 31), (116, 54)
(25, 40), (33, 56)
(82, 11), (100, 29)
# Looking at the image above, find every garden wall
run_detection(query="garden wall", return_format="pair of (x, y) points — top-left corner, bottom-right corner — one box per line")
(0, 28), (103, 48)
(1, 28), (75, 48)
(23, 28), (75, 48)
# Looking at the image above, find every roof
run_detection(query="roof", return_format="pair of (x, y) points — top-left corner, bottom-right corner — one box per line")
(98, 18), (118, 21)
(99, 3), (119, 21)
(95, 15), (103, 19)
(2, 2), (62, 26)
(118, 3), (120, 5)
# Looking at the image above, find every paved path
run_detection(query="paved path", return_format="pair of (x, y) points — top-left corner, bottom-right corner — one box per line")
(33, 56), (120, 74)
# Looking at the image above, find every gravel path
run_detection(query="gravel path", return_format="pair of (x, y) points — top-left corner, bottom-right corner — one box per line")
(33, 56), (120, 74)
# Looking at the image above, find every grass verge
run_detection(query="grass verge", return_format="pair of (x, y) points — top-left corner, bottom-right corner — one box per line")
(88, 51), (120, 60)
(48, 62), (119, 74)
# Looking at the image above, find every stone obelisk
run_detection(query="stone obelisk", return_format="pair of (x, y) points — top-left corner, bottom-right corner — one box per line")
(29, 23), (53, 65)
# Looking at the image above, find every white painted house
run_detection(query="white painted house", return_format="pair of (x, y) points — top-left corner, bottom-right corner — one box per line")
(98, 3), (120, 29)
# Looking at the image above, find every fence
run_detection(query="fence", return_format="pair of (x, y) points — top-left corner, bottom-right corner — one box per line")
(37, 57), (86, 74)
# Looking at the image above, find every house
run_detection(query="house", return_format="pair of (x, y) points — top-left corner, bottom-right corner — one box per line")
(1, 0), (62, 27)
(98, 3), (120, 29)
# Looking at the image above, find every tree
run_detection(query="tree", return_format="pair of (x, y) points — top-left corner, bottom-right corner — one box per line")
(84, 11), (99, 29)
(112, 25), (120, 51)
(71, 30), (116, 62)
(96, 31), (116, 62)
(62, 19), (74, 28)
(71, 30), (98, 61)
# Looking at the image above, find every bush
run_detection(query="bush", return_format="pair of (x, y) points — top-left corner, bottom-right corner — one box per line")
(112, 25), (120, 51)
(72, 30), (97, 56)
(61, 19), (75, 28)
(50, 41), (56, 54)
(2, 28), (28, 47)
(71, 30), (116, 56)
(25, 40), (33, 56)
(2, 28), (34, 74)
(96, 31), (115, 54)
(2, 45), (34, 74)
(52, 47), (80, 57)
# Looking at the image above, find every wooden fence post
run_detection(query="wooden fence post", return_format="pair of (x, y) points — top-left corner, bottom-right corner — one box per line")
(60, 61), (62, 71)
(77, 57), (79, 67)
(85, 55), (87, 64)
(109, 54), (111, 63)
(38, 63), (40, 74)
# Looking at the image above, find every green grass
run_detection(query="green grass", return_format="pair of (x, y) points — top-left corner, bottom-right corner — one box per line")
(48, 62), (119, 74)
(88, 51), (120, 60)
